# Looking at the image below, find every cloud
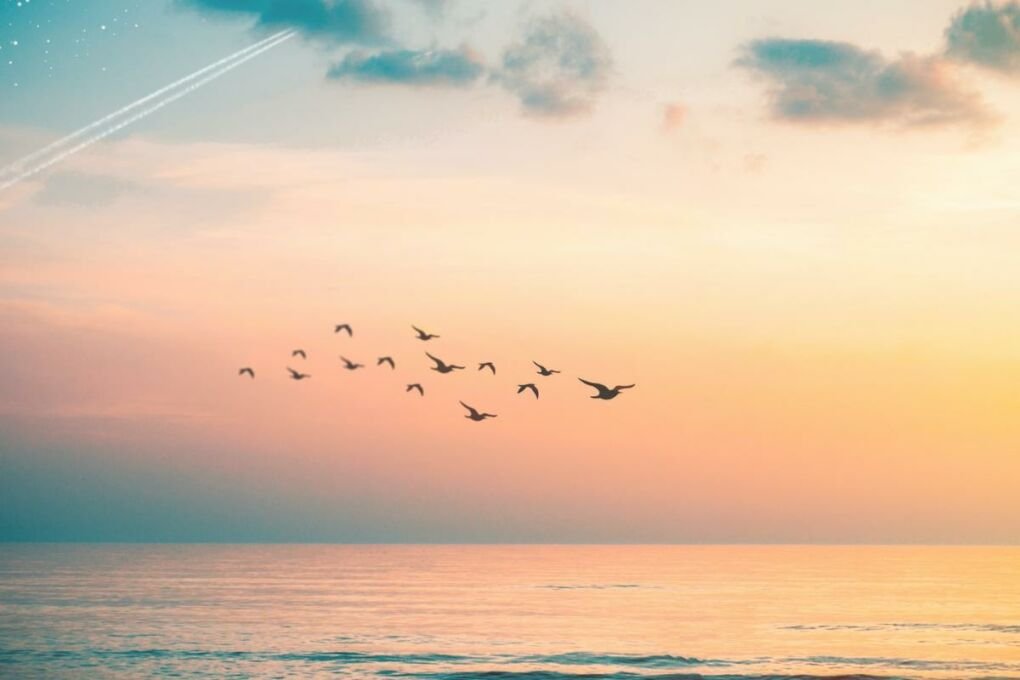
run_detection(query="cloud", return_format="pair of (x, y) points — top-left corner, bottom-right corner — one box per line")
(945, 1), (1020, 75)
(179, 0), (390, 44)
(328, 46), (485, 86)
(493, 12), (612, 118)
(738, 38), (990, 128)
(661, 102), (688, 132)
(409, 0), (449, 19)
(33, 172), (137, 208)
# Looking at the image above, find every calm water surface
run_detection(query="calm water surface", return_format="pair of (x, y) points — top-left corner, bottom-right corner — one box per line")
(1, 545), (1018, 679)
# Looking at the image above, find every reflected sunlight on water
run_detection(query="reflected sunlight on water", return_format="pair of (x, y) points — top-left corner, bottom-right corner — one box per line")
(1, 545), (1018, 678)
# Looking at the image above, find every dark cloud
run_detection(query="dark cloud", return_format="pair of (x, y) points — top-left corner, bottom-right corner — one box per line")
(180, 0), (390, 44)
(327, 46), (484, 86)
(493, 12), (612, 118)
(738, 38), (989, 127)
(945, 1), (1020, 75)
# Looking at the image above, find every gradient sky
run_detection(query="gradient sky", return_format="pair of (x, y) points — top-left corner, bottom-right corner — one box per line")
(2, 0), (1020, 543)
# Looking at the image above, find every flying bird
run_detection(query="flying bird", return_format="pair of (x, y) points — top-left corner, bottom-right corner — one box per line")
(412, 325), (440, 341)
(478, 361), (496, 374)
(340, 356), (364, 370)
(517, 383), (539, 399)
(578, 378), (635, 400)
(334, 323), (353, 336)
(238, 367), (255, 379)
(377, 356), (396, 369)
(427, 352), (465, 374)
(287, 367), (311, 381)
(406, 383), (424, 396)
(460, 401), (497, 421)
(292, 349), (307, 359)
(533, 361), (561, 376)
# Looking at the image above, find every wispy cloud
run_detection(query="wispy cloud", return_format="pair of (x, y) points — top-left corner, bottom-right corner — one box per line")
(328, 46), (485, 86)
(493, 12), (612, 118)
(661, 102), (688, 132)
(738, 38), (990, 128)
(945, 1), (1020, 75)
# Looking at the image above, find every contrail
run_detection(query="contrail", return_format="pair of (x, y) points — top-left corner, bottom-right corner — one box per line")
(0, 30), (296, 193)
(0, 29), (292, 180)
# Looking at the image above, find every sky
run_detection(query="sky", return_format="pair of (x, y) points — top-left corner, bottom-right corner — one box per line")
(2, 0), (1020, 543)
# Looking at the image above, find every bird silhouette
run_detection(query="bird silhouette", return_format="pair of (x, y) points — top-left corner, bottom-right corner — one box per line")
(478, 361), (496, 374)
(287, 367), (311, 380)
(578, 378), (635, 400)
(292, 349), (307, 359)
(377, 356), (396, 369)
(406, 383), (424, 396)
(533, 361), (561, 376)
(427, 352), (464, 374)
(334, 323), (353, 336)
(238, 367), (255, 379)
(460, 401), (496, 421)
(517, 383), (539, 399)
(340, 356), (364, 370)
(412, 325), (440, 341)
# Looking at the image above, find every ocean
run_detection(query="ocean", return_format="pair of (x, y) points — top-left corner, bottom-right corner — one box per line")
(1, 545), (1017, 679)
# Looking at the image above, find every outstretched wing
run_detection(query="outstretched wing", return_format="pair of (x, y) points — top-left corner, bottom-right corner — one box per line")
(459, 401), (479, 417)
(579, 377), (608, 391)
(615, 384), (636, 390)
(287, 367), (299, 378)
(425, 352), (443, 368)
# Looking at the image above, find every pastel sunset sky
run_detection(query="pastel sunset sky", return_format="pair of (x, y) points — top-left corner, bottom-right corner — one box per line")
(2, 0), (1020, 543)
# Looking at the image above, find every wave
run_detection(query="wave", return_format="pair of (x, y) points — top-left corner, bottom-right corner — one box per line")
(781, 623), (1020, 635)
(538, 584), (654, 591)
(377, 673), (902, 680)
(3, 648), (1018, 678)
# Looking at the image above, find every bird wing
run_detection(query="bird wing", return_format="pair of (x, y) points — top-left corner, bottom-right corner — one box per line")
(459, 401), (479, 416)
(579, 377), (608, 391)
(412, 325), (426, 337)
(615, 384), (636, 390)
(528, 385), (539, 397)
(426, 352), (443, 368)
(287, 367), (299, 377)
(533, 361), (544, 370)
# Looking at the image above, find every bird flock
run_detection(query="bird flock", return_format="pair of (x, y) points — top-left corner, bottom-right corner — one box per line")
(238, 324), (635, 422)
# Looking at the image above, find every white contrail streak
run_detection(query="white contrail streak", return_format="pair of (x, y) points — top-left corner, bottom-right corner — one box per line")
(0, 29), (291, 180)
(0, 30), (296, 192)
